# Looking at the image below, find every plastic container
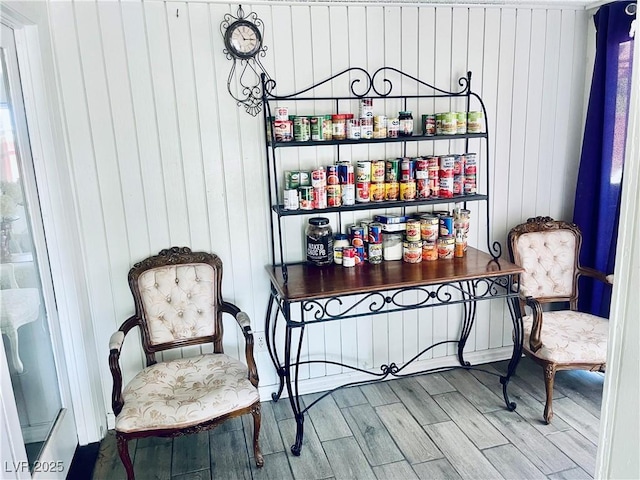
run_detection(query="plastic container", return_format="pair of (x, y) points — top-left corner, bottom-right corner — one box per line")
(306, 217), (333, 266)
(382, 232), (403, 261)
(333, 234), (349, 265)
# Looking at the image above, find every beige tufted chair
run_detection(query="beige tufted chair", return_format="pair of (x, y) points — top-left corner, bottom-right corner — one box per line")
(508, 217), (610, 423)
(108, 247), (263, 479)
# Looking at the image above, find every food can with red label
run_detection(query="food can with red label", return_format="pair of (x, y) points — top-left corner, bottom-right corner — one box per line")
(464, 153), (477, 175)
(439, 176), (454, 198)
(400, 158), (414, 181)
(356, 182), (370, 203)
(370, 182), (385, 202)
(356, 161), (371, 183)
(417, 178), (430, 199)
(274, 120), (293, 142)
(327, 184), (342, 207)
(347, 118), (361, 140)
(385, 159), (401, 182)
(453, 175), (464, 196)
(341, 184), (355, 205)
(275, 106), (289, 121)
(415, 158), (429, 179)
(406, 220), (421, 242)
(342, 246), (356, 267)
(453, 155), (464, 175)
(368, 223), (383, 244)
(400, 180), (417, 201)
(437, 235), (455, 259)
(464, 175), (477, 194)
(326, 165), (339, 185)
(359, 98), (373, 118)
(422, 114), (436, 136)
(426, 155), (439, 170)
(371, 160), (386, 183)
(439, 155), (455, 175)
(387, 117), (400, 138)
(361, 117), (373, 139)
(299, 186), (314, 210)
(422, 242), (438, 261)
(403, 241), (423, 263)
(439, 215), (454, 236)
(385, 182), (399, 201)
(338, 162), (355, 184)
(314, 186), (327, 209)
(312, 169), (327, 188)
(420, 215), (439, 242)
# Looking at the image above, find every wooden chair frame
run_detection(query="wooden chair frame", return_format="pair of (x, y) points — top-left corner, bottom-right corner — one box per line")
(108, 247), (263, 479)
(508, 217), (609, 423)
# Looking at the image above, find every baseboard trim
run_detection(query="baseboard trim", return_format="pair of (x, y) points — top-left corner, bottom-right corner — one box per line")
(258, 346), (515, 401)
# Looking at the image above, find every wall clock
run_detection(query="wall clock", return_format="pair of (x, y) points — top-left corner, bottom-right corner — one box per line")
(220, 5), (271, 116)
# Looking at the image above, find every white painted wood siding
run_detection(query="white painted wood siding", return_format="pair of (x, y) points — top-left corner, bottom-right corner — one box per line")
(45, 1), (589, 419)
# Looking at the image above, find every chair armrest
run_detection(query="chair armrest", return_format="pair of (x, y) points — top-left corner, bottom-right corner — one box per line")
(221, 301), (259, 387)
(578, 266), (613, 285)
(523, 296), (544, 353)
(109, 315), (138, 416)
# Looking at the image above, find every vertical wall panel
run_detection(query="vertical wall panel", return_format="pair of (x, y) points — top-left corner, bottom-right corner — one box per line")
(46, 1), (589, 413)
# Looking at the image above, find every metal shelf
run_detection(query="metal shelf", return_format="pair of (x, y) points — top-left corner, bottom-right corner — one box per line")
(269, 132), (487, 148)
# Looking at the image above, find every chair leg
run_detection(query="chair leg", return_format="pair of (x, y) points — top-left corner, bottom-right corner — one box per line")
(116, 434), (135, 480)
(251, 404), (264, 468)
(543, 364), (556, 424)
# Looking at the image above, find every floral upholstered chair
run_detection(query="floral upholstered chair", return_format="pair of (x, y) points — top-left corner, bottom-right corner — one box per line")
(109, 247), (263, 479)
(508, 217), (610, 423)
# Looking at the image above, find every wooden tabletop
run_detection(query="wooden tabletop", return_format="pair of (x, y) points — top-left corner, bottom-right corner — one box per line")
(266, 247), (524, 301)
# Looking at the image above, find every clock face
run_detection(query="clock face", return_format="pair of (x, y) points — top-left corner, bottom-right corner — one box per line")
(225, 20), (262, 59)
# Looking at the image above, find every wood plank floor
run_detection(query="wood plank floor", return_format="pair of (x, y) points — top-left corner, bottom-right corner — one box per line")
(91, 357), (603, 480)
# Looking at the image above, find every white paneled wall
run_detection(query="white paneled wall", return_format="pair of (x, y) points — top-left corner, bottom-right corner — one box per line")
(46, 1), (588, 423)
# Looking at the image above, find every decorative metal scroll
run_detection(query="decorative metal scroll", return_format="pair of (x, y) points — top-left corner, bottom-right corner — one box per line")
(299, 276), (514, 324)
(220, 5), (271, 116)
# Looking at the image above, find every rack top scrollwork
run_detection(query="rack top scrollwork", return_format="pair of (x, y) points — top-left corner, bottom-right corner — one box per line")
(261, 67), (473, 101)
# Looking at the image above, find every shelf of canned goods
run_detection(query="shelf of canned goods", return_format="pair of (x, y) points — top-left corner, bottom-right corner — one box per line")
(259, 67), (525, 458)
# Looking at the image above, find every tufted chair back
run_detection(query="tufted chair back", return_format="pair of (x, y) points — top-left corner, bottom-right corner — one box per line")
(128, 247), (224, 364)
(508, 217), (582, 308)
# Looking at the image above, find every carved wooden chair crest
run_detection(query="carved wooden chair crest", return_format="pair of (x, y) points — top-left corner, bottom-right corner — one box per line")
(108, 247), (263, 479)
(508, 217), (610, 423)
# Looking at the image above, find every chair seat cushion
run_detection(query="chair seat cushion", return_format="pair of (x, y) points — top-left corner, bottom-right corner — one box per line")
(523, 310), (608, 365)
(115, 353), (259, 433)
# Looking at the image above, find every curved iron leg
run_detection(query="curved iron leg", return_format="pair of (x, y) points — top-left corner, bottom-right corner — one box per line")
(501, 293), (524, 411)
(284, 321), (306, 456)
(265, 287), (285, 401)
(457, 281), (476, 367)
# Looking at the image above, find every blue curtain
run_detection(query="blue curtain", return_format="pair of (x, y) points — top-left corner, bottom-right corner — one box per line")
(573, 1), (635, 318)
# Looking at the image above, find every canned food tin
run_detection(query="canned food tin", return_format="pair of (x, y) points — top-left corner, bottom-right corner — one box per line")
(350, 225), (365, 247)
(361, 117), (373, 139)
(406, 220), (421, 242)
(436, 113), (444, 135)
(423, 114), (436, 136)
(327, 184), (342, 207)
(400, 158), (414, 181)
(274, 120), (293, 142)
(283, 189), (299, 210)
(368, 243), (383, 264)
(275, 106), (289, 121)
(464, 153), (477, 175)
(439, 215), (455, 236)
(417, 178), (430, 199)
(356, 182), (370, 202)
(338, 163), (355, 185)
(341, 184), (355, 205)
(456, 112), (467, 134)
(387, 117), (400, 138)
(385, 159), (401, 182)
(326, 165), (339, 185)
(312, 169), (327, 188)
(299, 171), (311, 187)
(354, 246), (366, 265)
(371, 160), (386, 183)
(426, 155), (439, 170)
(428, 176), (439, 197)
(439, 155), (455, 174)
(420, 216), (439, 242)
(422, 242), (438, 261)
(294, 116), (311, 142)
(464, 175), (477, 194)
(332, 114), (347, 140)
(310, 116), (325, 141)
(373, 116), (387, 138)
(359, 98), (373, 118)
(368, 223), (383, 244)
(442, 112), (457, 135)
(313, 186), (327, 209)
(400, 180), (417, 201)
(453, 175), (464, 196)
(467, 111), (484, 133)
(285, 170), (300, 189)
(437, 236), (455, 259)
(322, 115), (333, 140)
(347, 118), (361, 140)
(342, 246), (356, 267)
(299, 186), (314, 210)
(453, 155), (465, 175)
(370, 182), (385, 202)
(385, 182), (400, 201)
(403, 241), (423, 263)
(356, 161), (371, 182)
(415, 158), (429, 179)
